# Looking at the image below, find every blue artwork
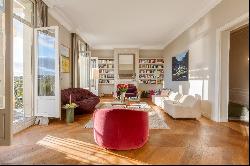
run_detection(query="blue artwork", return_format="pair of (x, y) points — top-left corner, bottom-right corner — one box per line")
(172, 51), (189, 81)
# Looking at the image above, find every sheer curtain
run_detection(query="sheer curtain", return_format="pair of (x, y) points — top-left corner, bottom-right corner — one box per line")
(71, 33), (89, 88)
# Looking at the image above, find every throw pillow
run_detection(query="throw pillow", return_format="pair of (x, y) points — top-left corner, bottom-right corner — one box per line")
(168, 92), (182, 102)
(160, 89), (169, 96)
(179, 95), (197, 107)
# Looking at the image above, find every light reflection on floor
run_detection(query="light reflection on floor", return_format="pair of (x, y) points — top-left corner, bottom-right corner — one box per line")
(37, 135), (147, 165)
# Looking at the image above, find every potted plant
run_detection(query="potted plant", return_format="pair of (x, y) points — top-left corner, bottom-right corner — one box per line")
(117, 84), (128, 102)
(62, 95), (78, 123)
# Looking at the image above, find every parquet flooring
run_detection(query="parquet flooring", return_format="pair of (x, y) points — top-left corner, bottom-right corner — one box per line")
(0, 97), (248, 165)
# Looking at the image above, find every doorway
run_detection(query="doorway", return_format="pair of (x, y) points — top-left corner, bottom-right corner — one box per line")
(215, 13), (249, 122)
(228, 24), (249, 122)
(12, 0), (35, 133)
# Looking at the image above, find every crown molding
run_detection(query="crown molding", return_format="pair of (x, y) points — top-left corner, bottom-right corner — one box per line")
(162, 0), (223, 49)
(91, 44), (164, 50)
(43, 0), (75, 32)
(43, 0), (222, 50)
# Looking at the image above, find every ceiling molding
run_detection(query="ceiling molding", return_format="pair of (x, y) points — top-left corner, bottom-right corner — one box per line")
(92, 45), (164, 50)
(43, 0), (75, 32)
(43, 0), (222, 50)
(162, 0), (223, 49)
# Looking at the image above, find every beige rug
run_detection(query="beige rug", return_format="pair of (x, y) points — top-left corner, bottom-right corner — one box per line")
(84, 102), (169, 129)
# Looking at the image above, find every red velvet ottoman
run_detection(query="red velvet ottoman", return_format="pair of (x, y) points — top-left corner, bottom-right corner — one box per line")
(93, 108), (149, 150)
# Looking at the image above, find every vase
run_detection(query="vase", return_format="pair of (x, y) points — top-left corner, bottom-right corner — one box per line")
(120, 92), (126, 103)
(66, 108), (74, 123)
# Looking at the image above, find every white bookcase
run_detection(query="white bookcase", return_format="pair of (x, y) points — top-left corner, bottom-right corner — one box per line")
(139, 58), (164, 85)
(98, 58), (115, 84)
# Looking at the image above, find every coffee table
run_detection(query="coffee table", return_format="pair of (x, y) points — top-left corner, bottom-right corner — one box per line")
(111, 100), (148, 109)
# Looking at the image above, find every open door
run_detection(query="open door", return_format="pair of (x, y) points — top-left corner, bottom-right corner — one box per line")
(90, 57), (99, 96)
(34, 26), (61, 118)
(79, 51), (91, 90)
(0, 0), (12, 145)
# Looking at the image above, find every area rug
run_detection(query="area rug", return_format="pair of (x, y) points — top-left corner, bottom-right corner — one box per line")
(84, 102), (169, 129)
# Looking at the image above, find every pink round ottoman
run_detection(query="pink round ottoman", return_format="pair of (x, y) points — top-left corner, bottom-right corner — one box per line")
(93, 108), (149, 150)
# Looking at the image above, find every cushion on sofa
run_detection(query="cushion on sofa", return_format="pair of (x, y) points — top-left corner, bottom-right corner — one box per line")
(160, 89), (171, 96)
(178, 95), (197, 107)
(168, 92), (182, 102)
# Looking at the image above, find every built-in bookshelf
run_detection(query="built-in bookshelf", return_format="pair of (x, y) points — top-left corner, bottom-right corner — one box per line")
(139, 58), (164, 84)
(98, 58), (115, 84)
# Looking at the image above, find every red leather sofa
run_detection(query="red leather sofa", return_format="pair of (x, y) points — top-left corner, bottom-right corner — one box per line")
(61, 88), (100, 113)
(93, 108), (149, 150)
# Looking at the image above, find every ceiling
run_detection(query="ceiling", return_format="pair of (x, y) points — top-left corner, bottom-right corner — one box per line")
(44, 0), (221, 49)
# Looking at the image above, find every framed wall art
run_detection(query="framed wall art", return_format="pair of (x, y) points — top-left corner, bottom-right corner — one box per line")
(172, 51), (189, 81)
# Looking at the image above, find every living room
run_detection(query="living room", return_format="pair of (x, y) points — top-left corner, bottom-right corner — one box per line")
(0, 0), (249, 165)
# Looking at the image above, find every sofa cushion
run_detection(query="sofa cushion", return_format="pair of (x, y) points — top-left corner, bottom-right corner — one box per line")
(160, 89), (170, 96)
(127, 87), (137, 93)
(168, 92), (182, 102)
(178, 95), (197, 107)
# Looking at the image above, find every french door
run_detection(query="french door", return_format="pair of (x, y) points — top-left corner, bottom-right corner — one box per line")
(12, 0), (35, 134)
(90, 57), (99, 96)
(34, 26), (60, 118)
(79, 51), (91, 90)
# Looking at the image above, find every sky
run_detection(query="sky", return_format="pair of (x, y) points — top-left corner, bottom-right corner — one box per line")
(13, 19), (56, 77)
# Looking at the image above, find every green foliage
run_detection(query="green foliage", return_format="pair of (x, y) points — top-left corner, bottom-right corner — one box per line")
(63, 103), (78, 109)
(14, 76), (23, 109)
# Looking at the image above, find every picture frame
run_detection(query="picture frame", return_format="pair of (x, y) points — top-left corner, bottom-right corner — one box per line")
(60, 44), (70, 73)
(172, 51), (189, 81)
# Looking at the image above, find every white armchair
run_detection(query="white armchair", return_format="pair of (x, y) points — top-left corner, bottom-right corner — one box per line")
(163, 95), (201, 119)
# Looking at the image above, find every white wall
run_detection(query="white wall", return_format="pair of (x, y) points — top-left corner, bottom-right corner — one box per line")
(163, 0), (249, 120)
(48, 14), (72, 90)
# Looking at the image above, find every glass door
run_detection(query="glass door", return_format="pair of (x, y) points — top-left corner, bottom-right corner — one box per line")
(79, 51), (91, 90)
(12, 0), (34, 130)
(90, 57), (99, 96)
(34, 26), (60, 118)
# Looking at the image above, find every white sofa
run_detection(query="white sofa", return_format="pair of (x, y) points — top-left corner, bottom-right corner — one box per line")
(163, 95), (201, 119)
(152, 91), (182, 108)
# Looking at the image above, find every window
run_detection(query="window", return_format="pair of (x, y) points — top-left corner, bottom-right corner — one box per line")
(13, 0), (34, 123)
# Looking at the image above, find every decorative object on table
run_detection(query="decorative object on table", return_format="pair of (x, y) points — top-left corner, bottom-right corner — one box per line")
(117, 84), (128, 102)
(117, 84), (137, 99)
(172, 50), (189, 81)
(60, 44), (70, 73)
(62, 94), (78, 123)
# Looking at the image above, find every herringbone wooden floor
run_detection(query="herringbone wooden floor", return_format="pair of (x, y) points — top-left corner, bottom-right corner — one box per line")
(0, 97), (249, 165)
